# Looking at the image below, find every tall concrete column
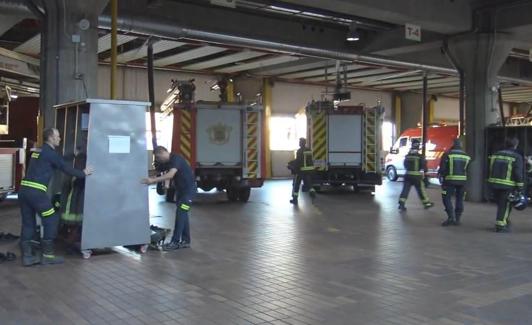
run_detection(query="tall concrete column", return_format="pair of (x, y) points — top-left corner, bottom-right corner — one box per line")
(40, 0), (109, 128)
(447, 33), (513, 202)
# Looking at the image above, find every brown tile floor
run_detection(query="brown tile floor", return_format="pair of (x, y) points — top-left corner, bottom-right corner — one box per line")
(1, 179), (532, 324)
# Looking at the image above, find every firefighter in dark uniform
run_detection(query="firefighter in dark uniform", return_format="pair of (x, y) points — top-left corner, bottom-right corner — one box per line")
(438, 139), (471, 226)
(398, 139), (434, 211)
(488, 138), (525, 232)
(142, 146), (196, 250)
(19, 128), (93, 266)
(289, 138), (316, 205)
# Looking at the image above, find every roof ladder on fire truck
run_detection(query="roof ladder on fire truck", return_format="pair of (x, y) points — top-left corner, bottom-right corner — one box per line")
(363, 107), (378, 173)
(244, 110), (260, 178)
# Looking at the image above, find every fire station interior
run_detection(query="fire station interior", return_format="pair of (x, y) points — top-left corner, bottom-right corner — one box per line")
(1, 0), (532, 323)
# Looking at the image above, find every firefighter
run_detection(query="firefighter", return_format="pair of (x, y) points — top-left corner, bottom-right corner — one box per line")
(142, 146), (196, 250)
(488, 138), (525, 232)
(288, 138), (315, 204)
(19, 128), (93, 266)
(438, 139), (471, 226)
(398, 139), (434, 211)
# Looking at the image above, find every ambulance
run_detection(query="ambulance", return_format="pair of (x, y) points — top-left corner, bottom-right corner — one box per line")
(384, 124), (459, 181)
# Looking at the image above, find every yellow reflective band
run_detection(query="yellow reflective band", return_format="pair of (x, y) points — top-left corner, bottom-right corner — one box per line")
(20, 180), (48, 192)
(491, 155), (516, 162)
(446, 175), (467, 181)
(503, 201), (511, 223)
(180, 204), (190, 211)
(301, 167), (315, 171)
(488, 178), (516, 186)
(516, 182), (524, 187)
(506, 163), (513, 184)
(448, 154), (471, 160)
(406, 171), (421, 175)
(442, 190), (447, 195)
(41, 208), (55, 217)
(496, 220), (507, 226)
(31, 152), (40, 159)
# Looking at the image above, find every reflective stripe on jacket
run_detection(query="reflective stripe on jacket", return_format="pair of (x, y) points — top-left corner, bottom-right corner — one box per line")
(439, 149), (471, 185)
(488, 149), (524, 189)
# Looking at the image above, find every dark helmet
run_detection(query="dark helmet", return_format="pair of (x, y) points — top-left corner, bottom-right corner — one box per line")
(508, 191), (528, 211)
(411, 139), (420, 149)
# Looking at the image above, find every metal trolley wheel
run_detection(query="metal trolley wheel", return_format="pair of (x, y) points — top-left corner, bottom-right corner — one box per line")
(81, 249), (92, 259)
(139, 244), (149, 254)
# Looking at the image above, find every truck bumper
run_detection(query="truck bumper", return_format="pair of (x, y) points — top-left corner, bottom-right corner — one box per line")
(195, 168), (264, 190)
(312, 167), (382, 186)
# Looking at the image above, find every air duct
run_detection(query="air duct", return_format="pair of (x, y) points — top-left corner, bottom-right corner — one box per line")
(2, 0), (532, 86)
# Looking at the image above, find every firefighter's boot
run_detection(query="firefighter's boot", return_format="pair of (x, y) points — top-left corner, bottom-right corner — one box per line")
(40, 240), (64, 265)
(454, 214), (462, 226)
(309, 188), (316, 203)
(441, 218), (456, 227)
(20, 241), (40, 267)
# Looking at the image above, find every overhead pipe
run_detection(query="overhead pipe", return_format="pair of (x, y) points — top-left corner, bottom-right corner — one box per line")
(4, 1), (532, 86)
(421, 72), (429, 161)
(147, 39), (157, 149)
(97, 13), (457, 76)
(498, 86), (506, 127)
(442, 40), (466, 136)
(110, 0), (118, 99)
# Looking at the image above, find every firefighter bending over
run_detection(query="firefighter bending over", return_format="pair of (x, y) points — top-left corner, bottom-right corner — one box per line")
(288, 138), (316, 205)
(398, 139), (434, 211)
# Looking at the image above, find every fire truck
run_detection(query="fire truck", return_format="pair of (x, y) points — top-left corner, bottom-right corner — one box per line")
(0, 148), (23, 202)
(305, 100), (383, 192)
(168, 101), (265, 202)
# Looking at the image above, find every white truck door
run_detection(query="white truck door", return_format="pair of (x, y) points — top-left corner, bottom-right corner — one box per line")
(328, 114), (362, 166)
(196, 108), (242, 166)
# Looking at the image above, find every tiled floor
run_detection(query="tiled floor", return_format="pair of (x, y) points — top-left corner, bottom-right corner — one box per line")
(1, 179), (532, 324)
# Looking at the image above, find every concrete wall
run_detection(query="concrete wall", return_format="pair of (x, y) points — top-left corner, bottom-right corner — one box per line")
(399, 91), (513, 133)
(97, 65), (220, 106)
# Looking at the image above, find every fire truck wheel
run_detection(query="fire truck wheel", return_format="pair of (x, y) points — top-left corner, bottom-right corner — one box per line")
(386, 166), (398, 181)
(238, 187), (251, 202)
(226, 187), (238, 202)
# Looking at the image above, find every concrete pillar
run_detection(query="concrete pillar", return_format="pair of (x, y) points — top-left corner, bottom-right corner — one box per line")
(447, 33), (514, 201)
(40, 0), (109, 128)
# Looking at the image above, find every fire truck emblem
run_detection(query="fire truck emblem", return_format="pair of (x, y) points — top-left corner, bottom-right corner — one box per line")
(207, 123), (232, 145)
